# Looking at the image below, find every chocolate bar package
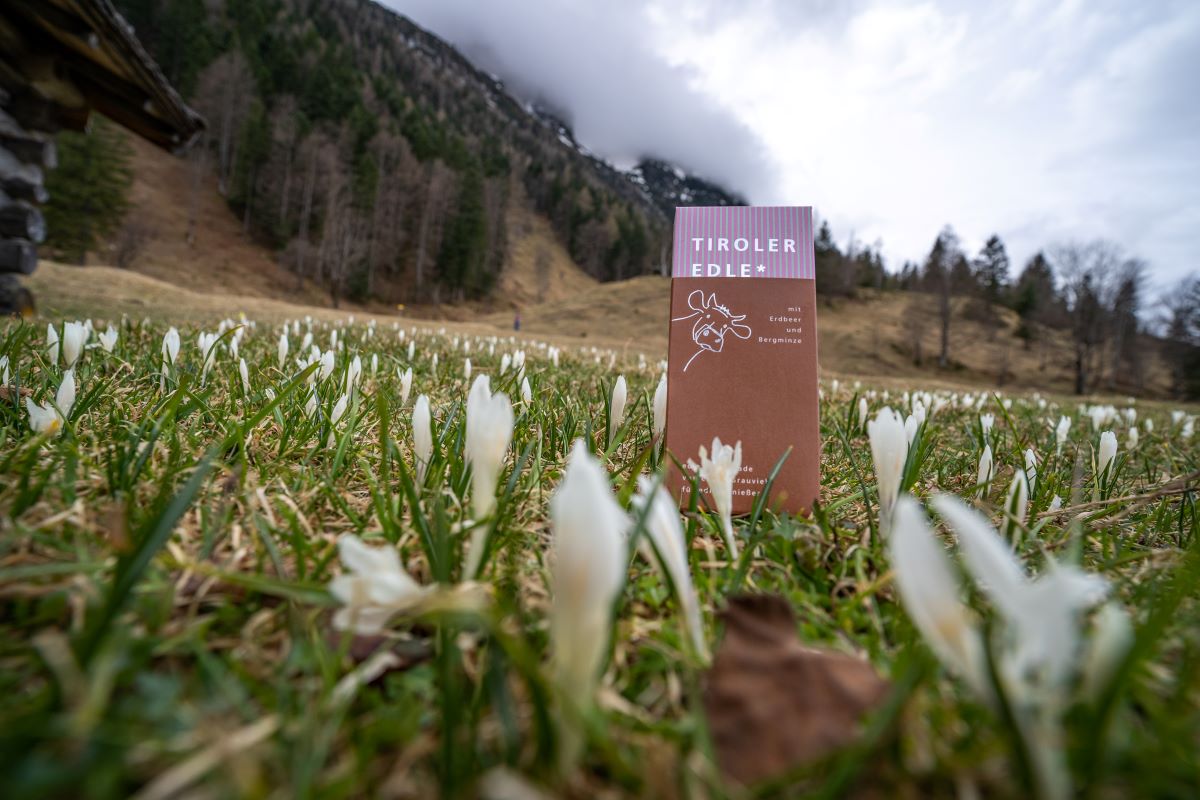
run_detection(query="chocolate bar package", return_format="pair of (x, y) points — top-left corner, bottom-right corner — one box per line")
(665, 206), (819, 514)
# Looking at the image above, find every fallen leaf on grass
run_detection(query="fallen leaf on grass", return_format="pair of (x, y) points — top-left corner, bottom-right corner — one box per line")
(703, 594), (890, 787)
(0, 385), (32, 402)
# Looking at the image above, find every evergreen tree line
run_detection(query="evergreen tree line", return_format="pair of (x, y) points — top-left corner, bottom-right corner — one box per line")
(812, 220), (1197, 398)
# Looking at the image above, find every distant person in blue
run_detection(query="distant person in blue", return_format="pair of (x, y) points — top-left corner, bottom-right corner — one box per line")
(514, 311), (521, 331)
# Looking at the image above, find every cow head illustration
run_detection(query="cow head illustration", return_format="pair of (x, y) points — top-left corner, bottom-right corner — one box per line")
(672, 290), (752, 371)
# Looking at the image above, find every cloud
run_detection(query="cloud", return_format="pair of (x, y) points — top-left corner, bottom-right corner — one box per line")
(385, 0), (1200, 288)
(382, 0), (775, 199)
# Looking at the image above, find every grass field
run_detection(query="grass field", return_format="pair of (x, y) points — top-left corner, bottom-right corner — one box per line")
(1, 313), (1197, 799)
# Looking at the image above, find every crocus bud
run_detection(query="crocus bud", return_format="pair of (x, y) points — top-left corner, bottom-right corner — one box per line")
(413, 394), (432, 484)
(549, 441), (627, 710)
(980, 413), (995, 436)
(62, 321), (86, 368)
(632, 476), (707, 660)
(868, 407), (907, 531)
(1024, 448), (1038, 497)
(1005, 468), (1029, 531)
(46, 324), (59, 365)
(652, 374), (667, 442)
(696, 437), (743, 559)
(463, 375), (515, 578)
(609, 375), (627, 445)
(1055, 416), (1071, 454)
(1098, 431), (1118, 482)
(400, 367), (413, 406)
(976, 445), (994, 499)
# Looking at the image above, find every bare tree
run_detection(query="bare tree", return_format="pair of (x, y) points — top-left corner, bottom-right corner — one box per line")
(185, 131), (208, 247)
(414, 161), (453, 302)
(921, 226), (963, 368)
(1054, 241), (1121, 395)
(191, 52), (255, 195)
(1160, 273), (1200, 398)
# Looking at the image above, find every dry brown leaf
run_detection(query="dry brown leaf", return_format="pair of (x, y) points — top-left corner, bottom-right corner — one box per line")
(0, 384), (33, 402)
(703, 594), (890, 787)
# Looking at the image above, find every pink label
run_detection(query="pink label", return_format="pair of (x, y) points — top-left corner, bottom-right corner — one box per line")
(672, 206), (814, 279)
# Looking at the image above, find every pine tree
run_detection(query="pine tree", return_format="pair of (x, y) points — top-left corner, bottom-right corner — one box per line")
(43, 118), (134, 265)
(437, 161), (490, 299)
(973, 234), (1010, 305)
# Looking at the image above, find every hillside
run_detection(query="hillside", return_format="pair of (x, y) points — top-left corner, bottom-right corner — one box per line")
(28, 260), (1174, 398)
(486, 278), (1175, 396)
(106, 130), (597, 312)
(100, 0), (743, 307)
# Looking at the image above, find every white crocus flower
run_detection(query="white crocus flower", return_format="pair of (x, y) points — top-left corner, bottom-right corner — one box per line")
(520, 376), (532, 406)
(463, 358), (472, 380)
(867, 407), (907, 532)
(889, 496), (987, 698)
(1055, 416), (1071, 455)
(651, 374), (667, 443)
(62, 321), (86, 367)
(1097, 431), (1118, 484)
(1024, 448), (1038, 497)
(239, 358), (250, 394)
(695, 437), (743, 559)
(197, 332), (218, 384)
(413, 394), (433, 484)
(892, 494), (1115, 800)
(278, 332), (289, 369)
(549, 441), (627, 712)
(903, 413), (919, 445)
(464, 375), (514, 520)
(632, 477), (707, 661)
(857, 397), (869, 431)
(329, 534), (431, 634)
(370, 353), (378, 377)
(608, 375), (628, 446)
(976, 444), (995, 498)
(1144, 418), (1153, 434)
(327, 393), (349, 447)
(1127, 426), (1139, 450)
(931, 494), (1109, 692)
(1047, 495), (1063, 512)
(98, 326), (118, 353)
(407, 340), (415, 361)
(463, 377), (515, 576)
(980, 413), (995, 436)
(162, 328), (177, 367)
(26, 369), (76, 435)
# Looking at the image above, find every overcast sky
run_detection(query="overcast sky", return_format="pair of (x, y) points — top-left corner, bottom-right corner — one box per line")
(386, 0), (1199, 289)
